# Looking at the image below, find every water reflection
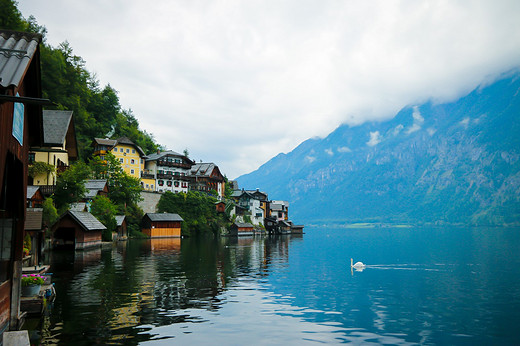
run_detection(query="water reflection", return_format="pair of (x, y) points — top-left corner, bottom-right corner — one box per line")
(29, 228), (520, 345)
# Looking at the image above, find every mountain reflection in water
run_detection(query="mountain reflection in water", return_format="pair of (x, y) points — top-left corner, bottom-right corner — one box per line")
(29, 228), (520, 345)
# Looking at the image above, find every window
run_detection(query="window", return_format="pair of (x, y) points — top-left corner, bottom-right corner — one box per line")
(151, 185), (154, 189)
(28, 153), (35, 164)
(131, 159), (135, 164)
(132, 149), (135, 154)
(146, 184), (149, 188)
(130, 169), (135, 175)
(126, 149), (130, 153)
(119, 158), (124, 163)
(174, 181), (180, 187)
(158, 180), (164, 186)
(167, 181), (172, 187)
(120, 148), (124, 152)
(140, 159), (144, 164)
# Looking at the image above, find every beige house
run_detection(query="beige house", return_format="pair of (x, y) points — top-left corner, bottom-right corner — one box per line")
(29, 110), (78, 185)
(92, 137), (145, 180)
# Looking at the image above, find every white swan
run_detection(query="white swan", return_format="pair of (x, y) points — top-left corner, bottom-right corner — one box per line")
(351, 258), (366, 270)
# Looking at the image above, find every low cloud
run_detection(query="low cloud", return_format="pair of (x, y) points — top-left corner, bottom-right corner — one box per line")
(18, 1), (520, 178)
(367, 131), (382, 147)
(407, 106), (425, 134)
(337, 146), (351, 153)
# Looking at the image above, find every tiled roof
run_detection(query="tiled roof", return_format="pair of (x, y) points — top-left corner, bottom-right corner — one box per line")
(115, 215), (126, 226)
(145, 213), (184, 222)
(42, 110), (73, 146)
(190, 163), (215, 177)
(27, 185), (40, 199)
(94, 138), (117, 146)
(234, 222), (254, 228)
(0, 30), (41, 88)
(68, 210), (107, 231)
(145, 150), (184, 161)
(84, 179), (107, 198)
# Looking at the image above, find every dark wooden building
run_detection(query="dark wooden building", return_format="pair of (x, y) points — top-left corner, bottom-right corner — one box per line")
(0, 30), (44, 333)
(51, 211), (105, 250)
(115, 215), (127, 240)
(141, 213), (184, 238)
(229, 222), (255, 236)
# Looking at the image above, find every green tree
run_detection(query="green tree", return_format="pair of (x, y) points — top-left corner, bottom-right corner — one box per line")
(0, 0), (25, 30)
(90, 195), (117, 241)
(42, 197), (58, 227)
(53, 161), (91, 212)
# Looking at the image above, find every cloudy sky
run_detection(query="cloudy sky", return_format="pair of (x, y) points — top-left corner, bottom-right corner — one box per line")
(18, 1), (520, 178)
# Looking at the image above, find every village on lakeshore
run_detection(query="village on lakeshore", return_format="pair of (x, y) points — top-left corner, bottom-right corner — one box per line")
(0, 29), (302, 340)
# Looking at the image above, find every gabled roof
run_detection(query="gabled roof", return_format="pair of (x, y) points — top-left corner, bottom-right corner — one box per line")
(27, 185), (40, 199)
(234, 222), (254, 228)
(145, 213), (184, 222)
(84, 179), (108, 198)
(67, 210), (106, 231)
(93, 138), (117, 146)
(43, 110), (72, 145)
(0, 30), (41, 88)
(145, 150), (187, 161)
(115, 215), (126, 226)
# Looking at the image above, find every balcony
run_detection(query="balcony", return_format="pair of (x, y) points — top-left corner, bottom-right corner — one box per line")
(141, 171), (155, 179)
(157, 160), (191, 169)
(157, 172), (173, 180)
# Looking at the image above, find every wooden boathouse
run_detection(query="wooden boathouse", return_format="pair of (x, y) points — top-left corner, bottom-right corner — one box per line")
(51, 211), (105, 250)
(229, 222), (255, 236)
(141, 213), (184, 238)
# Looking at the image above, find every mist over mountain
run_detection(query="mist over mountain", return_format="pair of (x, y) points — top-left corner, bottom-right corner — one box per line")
(237, 73), (520, 226)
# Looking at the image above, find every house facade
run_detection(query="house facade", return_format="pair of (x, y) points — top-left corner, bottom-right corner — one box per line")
(92, 137), (145, 179)
(29, 110), (78, 185)
(189, 162), (225, 198)
(0, 30), (45, 333)
(142, 150), (194, 193)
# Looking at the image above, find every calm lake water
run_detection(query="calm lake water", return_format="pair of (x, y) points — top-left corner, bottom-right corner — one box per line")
(28, 227), (520, 345)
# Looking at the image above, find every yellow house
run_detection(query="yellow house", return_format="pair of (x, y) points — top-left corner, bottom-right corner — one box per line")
(92, 137), (145, 179)
(29, 110), (78, 185)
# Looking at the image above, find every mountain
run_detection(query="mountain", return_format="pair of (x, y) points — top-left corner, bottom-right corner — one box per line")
(236, 73), (520, 226)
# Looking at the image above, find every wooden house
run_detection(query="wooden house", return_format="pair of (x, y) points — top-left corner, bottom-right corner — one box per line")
(28, 110), (78, 185)
(115, 215), (127, 240)
(215, 201), (226, 213)
(189, 162), (225, 198)
(26, 185), (43, 208)
(141, 213), (184, 238)
(51, 211), (105, 250)
(229, 222), (255, 236)
(0, 30), (45, 333)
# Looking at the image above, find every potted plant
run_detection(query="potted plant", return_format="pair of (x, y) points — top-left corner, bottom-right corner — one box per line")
(21, 274), (44, 297)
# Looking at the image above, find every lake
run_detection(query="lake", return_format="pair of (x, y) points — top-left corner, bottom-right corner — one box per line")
(27, 227), (520, 345)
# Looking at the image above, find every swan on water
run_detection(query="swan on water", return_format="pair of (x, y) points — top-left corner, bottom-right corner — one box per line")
(351, 258), (366, 270)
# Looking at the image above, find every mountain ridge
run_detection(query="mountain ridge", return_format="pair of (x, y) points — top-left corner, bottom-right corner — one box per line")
(237, 72), (520, 226)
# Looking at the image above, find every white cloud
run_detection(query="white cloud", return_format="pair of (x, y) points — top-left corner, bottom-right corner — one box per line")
(367, 131), (382, 147)
(325, 148), (334, 156)
(407, 106), (425, 134)
(305, 156), (316, 163)
(17, 0), (520, 178)
(427, 128), (437, 136)
(460, 117), (471, 128)
(337, 146), (351, 153)
(392, 124), (404, 136)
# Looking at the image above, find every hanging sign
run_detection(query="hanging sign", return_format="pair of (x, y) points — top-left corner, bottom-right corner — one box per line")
(12, 93), (24, 146)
